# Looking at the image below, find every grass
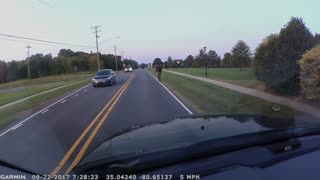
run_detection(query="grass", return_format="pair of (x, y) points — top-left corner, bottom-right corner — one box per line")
(170, 68), (266, 90)
(150, 69), (297, 117)
(0, 80), (87, 106)
(0, 80), (90, 129)
(0, 71), (94, 90)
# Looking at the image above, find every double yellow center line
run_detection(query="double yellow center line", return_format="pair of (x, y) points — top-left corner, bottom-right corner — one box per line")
(50, 75), (134, 176)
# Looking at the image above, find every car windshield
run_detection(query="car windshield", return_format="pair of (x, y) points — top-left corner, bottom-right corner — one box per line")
(0, 0), (319, 176)
(96, 70), (111, 76)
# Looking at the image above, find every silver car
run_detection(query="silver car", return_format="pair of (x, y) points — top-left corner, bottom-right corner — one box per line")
(92, 69), (116, 87)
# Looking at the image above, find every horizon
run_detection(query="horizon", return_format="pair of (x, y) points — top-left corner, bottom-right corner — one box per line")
(0, 0), (319, 64)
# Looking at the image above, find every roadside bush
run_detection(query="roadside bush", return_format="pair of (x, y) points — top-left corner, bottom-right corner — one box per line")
(272, 17), (314, 95)
(253, 34), (278, 87)
(253, 17), (314, 96)
(298, 45), (320, 100)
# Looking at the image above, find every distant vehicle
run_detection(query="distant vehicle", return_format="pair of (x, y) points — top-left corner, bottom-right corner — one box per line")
(124, 66), (133, 73)
(91, 69), (116, 87)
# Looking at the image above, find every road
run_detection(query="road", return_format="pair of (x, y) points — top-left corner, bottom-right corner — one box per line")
(0, 69), (192, 175)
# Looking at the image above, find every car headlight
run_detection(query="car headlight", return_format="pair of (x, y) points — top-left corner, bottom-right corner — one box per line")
(92, 78), (98, 83)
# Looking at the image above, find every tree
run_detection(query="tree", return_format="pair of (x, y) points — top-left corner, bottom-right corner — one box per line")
(167, 56), (173, 69)
(140, 63), (148, 69)
(70, 56), (89, 72)
(253, 34), (279, 87)
(315, 33), (320, 46)
(153, 58), (162, 66)
(116, 56), (124, 70)
(172, 60), (182, 68)
(123, 59), (139, 69)
(231, 40), (251, 70)
(207, 50), (221, 67)
(164, 61), (168, 68)
(0, 61), (8, 83)
(101, 54), (123, 70)
(58, 49), (75, 57)
(184, 55), (194, 68)
(194, 48), (207, 68)
(222, 52), (232, 67)
(7, 60), (19, 81)
(272, 17), (314, 95)
(298, 45), (320, 100)
(88, 54), (98, 71)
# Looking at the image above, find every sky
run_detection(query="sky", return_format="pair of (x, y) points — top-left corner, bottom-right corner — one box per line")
(0, 0), (319, 64)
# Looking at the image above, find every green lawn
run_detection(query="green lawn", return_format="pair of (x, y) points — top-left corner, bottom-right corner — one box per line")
(150, 69), (296, 117)
(0, 82), (62, 106)
(170, 68), (266, 90)
(0, 72), (94, 90)
(0, 72), (94, 106)
(0, 80), (90, 129)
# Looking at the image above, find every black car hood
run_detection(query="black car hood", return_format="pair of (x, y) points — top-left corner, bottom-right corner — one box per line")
(78, 113), (320, 167)
(93, 75), (110, 79)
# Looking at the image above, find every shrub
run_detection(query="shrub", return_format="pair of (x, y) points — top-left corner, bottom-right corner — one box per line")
(253, 17), (314, 96)
(253, 34), (279, 87)
(299, 45), (320, 100)
(272, 17), (314, 95)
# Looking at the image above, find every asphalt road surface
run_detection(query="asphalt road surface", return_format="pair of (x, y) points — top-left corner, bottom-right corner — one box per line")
(0, 69), (193, 175)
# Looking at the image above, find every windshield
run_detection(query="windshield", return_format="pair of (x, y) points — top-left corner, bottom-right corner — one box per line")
(96, 69), (111, 76)
(0, 0), (319, 176)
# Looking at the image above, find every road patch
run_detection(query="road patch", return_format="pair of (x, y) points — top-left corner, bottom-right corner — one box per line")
(50, 76), (134, 176)
(147, 71), (193, 114)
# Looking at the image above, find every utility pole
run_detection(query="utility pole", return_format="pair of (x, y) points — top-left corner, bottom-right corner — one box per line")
(203, 46), (207, 78)
(26, 45), (31, 79)
(121, 51), (125, 68)
(121, 51), (124, 60)
(91, 25), (101, 70)
(113, 46), (118, 71)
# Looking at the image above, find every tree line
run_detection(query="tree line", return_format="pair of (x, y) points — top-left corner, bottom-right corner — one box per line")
(152, 17), (320, 98)
(0, 49), (139, 84)
(153, 40), (252, 69)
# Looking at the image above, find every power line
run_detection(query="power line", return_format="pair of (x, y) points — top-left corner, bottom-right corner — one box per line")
(0, 33), (95, 48)
(38, 0), (50, 6)
(0, 37), (79, 48)
(0, 37), (95, 50)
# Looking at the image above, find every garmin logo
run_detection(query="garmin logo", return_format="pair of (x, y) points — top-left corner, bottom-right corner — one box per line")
(0, 175), (26, 179)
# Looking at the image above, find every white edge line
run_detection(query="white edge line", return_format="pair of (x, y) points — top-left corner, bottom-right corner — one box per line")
(10, 123), (23, 130)
(41, 109), (49, 114)
(147, 70), (193, 114)
(74, 94), (79, 96)
(61, 100), (67, 104)
(0, 83), (90, 137)
(11, 124), (23, 130)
